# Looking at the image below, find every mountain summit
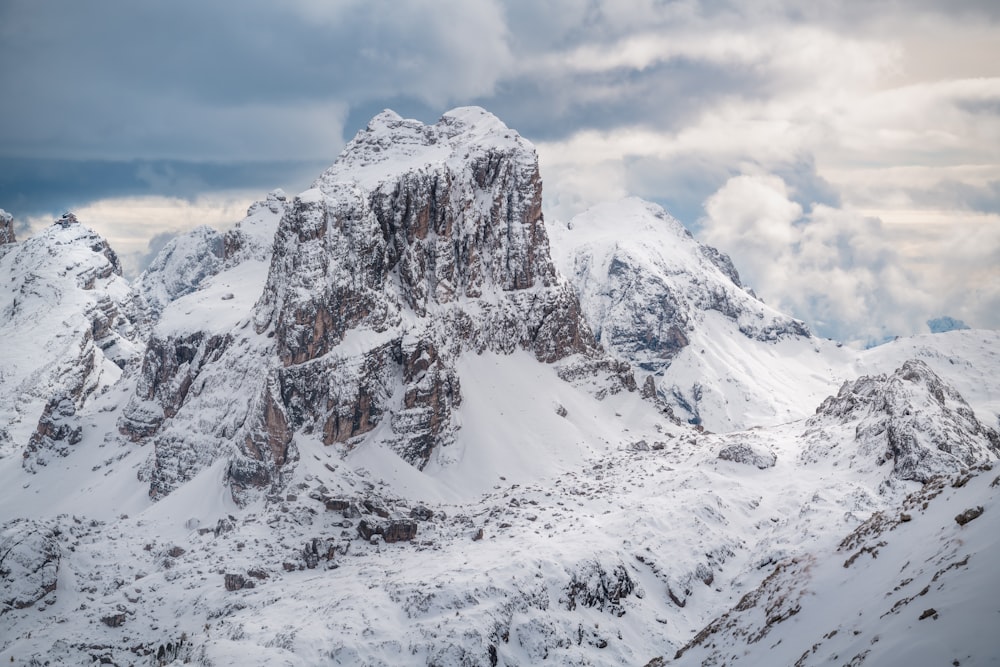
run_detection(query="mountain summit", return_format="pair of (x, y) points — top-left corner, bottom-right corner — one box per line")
(120, 106), (630, 500)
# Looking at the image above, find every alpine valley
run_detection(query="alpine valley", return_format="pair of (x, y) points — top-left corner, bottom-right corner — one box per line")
(1, 108), (998, 666)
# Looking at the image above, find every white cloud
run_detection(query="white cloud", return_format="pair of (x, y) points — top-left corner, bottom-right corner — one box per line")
(698, 172), (999, 343)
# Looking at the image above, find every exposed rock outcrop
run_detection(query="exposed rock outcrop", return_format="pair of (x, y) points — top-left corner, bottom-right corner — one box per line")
(0, 208), (15, 245)
(357, 518), (418, 543)
(22, 394), (83, 472)
(806, 359), (1000, 483)
(717, 442), (777, 469)
(0, 519), (61, 614)
(562, 559), (636, 616)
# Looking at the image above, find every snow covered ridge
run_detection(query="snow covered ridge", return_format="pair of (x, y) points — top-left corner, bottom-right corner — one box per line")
(0, 217), (139, 453)
(0, 107), (999, 665)
(550, 197), (847, 432)
(805, 359), (1000, 484)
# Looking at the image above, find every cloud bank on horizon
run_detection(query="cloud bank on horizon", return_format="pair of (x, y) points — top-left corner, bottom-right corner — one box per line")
(1, 0), (997, 344)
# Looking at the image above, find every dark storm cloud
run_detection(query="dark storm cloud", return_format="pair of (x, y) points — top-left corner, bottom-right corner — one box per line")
(0, 0), (830, 163)
(0, 157), (325, 220)
(0, 0), (512, 161)
(0, 0), (778, 213)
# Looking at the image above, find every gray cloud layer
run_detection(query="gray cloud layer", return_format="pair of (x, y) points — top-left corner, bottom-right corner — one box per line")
(1, 0), (997, 343)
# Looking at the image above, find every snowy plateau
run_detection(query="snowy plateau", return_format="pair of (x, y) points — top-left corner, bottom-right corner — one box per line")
(1, 108), (998, 667)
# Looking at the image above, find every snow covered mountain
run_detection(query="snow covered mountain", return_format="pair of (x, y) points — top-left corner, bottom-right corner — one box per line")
(550, 198), (854, 432)
(0, 214), (139, 457)
(1, 107), (998, 666)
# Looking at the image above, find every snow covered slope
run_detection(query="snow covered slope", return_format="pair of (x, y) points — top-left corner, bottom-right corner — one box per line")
(550, 198), (853, 432)
(5, 349), (998, 665)
(673, 463), (1000, 667)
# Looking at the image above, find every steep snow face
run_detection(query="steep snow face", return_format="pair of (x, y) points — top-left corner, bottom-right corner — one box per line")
(0, 218), (139, 452)
(673, 463), (1000, 667)
(550, 198), (849, 432)
(129, 226), (224, 336)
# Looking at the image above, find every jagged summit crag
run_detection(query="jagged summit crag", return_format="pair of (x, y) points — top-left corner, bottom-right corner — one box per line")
(120, 107), (628, 500)
(804, 359), (1000, 484)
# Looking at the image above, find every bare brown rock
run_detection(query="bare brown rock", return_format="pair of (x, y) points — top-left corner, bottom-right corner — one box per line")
(954, 506), (984, 526)
(358, 519), (418, 543)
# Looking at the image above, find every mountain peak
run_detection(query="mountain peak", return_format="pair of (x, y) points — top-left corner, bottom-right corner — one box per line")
(551, 196), (816, 430)
(318, 106), (532, 193)
(121, 106), (621, 500)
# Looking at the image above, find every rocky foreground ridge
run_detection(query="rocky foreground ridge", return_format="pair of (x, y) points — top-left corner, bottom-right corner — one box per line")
(0, 107), (998, 666)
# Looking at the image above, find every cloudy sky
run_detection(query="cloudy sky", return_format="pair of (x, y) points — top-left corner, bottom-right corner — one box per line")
(1, 0), (998, 344)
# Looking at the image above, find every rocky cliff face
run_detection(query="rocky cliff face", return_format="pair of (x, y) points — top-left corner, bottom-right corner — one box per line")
(804, 359), (1000, 483)
(119, 108), (627, 500)
(119, 193), (288, 496)
(238, 108), (623, 488)
(22, 394), (83, 472)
